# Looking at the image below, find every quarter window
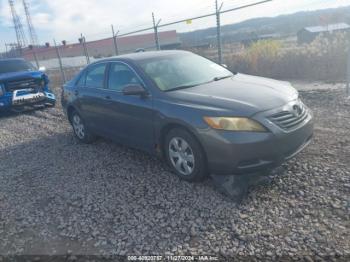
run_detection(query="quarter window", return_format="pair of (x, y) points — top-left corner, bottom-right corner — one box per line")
(85, 63), (107, 88)
(108, 63), (141, 91)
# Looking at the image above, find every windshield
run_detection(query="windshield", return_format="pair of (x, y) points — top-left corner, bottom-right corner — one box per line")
(0, 60), (36, 74)
(138, 53), (233, 91)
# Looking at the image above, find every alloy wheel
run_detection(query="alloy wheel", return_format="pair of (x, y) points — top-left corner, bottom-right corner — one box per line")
(168, 137), (195, 176)
(72, 114), (85, 139)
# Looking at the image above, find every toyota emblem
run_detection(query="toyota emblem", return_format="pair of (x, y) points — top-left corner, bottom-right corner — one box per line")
(293, 104), (302, 116)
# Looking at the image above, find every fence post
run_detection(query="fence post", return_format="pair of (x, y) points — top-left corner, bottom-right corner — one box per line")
(5, 44), (8, 58)
(83, 35), (90, 64)
(347, 44), (350, 97)
(80, 33), (90, 64)
(54, 39), (66, 84)
(111, 25), (119, 56)
(216, 0), (223, 64)
(30, 46), (39, 68)
(152, 12), (161, 50)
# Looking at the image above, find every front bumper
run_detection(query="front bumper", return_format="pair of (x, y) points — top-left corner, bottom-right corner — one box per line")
(199, 105), (314, 175)
(0, 88), (56, 111)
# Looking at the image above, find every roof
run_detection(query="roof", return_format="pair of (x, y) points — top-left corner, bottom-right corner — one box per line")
(303, 23), (350, 33)
(96, 50), (191, 63)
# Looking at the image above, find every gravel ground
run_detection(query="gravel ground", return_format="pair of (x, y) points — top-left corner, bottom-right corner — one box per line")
(0, 82), (349, 260)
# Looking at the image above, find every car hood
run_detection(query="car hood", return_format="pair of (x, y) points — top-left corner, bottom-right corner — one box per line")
(166, 73), (298, 116)
(0, 71), (43, 82)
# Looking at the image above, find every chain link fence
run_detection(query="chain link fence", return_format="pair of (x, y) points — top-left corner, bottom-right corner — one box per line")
(2, 0), (350, 92)
(3, 1), (272, 86)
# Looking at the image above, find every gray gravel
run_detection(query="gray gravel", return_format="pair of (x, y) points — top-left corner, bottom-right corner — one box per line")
(0, 82), (349, 259)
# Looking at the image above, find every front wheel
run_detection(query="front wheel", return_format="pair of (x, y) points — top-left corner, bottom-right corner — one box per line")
(70, 111), (96, 143)
(165, 128), (208, 182)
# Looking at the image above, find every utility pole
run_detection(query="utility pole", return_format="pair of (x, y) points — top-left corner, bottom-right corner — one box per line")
(54, 39), (66, 83)
(111, 25), (119, 56)
(8, 0), (27, 51)
(22, 0), (39, 46)
(152, 12), (161, 50)
(216, 0), (223, 64)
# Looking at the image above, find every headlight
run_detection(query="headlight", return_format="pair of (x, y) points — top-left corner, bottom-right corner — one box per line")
(203, 117), (267, 132)
(0, 83), (4, 96)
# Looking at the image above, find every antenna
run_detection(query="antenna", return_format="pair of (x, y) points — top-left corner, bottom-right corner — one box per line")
(22, 0), (38, 46)
(8, 0), (27, 49)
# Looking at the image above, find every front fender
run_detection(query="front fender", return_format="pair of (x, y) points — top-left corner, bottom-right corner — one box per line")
(0, 94), (13, 110)
(153, 99), (211, 155)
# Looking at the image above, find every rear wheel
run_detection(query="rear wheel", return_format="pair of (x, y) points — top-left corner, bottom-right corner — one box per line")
(70, 111), (96, 143)
(165, 128), (207, 182)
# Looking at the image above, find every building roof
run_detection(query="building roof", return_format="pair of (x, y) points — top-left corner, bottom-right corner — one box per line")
(25, 30), (179, 55)
(21, 30), (180, 60)
(0, 58), (25, 62)
(304, 23), (350, 33)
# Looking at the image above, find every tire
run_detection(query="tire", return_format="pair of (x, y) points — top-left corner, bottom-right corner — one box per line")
(164, 128), (208, 182)
(70, 110), (96, 143)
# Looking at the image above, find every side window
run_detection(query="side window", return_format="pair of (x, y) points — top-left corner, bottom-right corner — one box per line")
(76, 71), (86, 87)
(108, 63), (141, 92)
(85, 63), (107, 88)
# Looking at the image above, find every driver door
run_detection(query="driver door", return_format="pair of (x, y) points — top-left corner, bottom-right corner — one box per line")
(105, 62), (154, 151)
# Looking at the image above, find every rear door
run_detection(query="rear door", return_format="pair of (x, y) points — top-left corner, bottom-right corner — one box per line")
(76, 62), (109, 135)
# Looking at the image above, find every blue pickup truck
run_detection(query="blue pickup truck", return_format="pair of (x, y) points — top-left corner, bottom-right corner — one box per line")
(0, 58), (56, 112)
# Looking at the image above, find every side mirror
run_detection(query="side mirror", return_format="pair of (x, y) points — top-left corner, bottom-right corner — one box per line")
(122, 84), (148, 97)
(38, 66), (46, 72)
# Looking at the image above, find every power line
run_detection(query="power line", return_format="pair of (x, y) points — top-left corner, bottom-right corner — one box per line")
(158, 0), (272, 28)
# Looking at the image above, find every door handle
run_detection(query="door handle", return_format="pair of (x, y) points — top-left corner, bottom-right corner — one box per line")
(105, 95), (111, 99)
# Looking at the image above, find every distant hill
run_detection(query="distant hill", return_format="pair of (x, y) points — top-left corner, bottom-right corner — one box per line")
(180, 5), (350, 46)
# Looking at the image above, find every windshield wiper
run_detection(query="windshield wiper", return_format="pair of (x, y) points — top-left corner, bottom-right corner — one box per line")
(164, 84), (199, 92)
(165, 75), (234, 92)
(213, 75), (233, 81)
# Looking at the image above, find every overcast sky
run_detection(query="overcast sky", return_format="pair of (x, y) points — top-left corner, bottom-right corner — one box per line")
(1, 0), (350, 50)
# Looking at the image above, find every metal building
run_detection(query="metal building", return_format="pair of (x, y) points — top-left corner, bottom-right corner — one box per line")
(297, 23), (350, 44)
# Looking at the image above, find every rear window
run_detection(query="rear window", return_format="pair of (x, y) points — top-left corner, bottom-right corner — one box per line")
(0, 60), (35, 74)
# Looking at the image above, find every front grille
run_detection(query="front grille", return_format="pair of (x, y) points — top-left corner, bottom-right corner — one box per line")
(269, 104), (309, 130)
(5, 78), (42, 92)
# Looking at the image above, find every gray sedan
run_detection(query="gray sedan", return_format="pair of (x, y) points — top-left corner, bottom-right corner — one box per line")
(61, 50), (313, 182)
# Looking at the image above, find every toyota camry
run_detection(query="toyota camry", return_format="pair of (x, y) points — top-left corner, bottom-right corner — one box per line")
(61, 50), (313, 181)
